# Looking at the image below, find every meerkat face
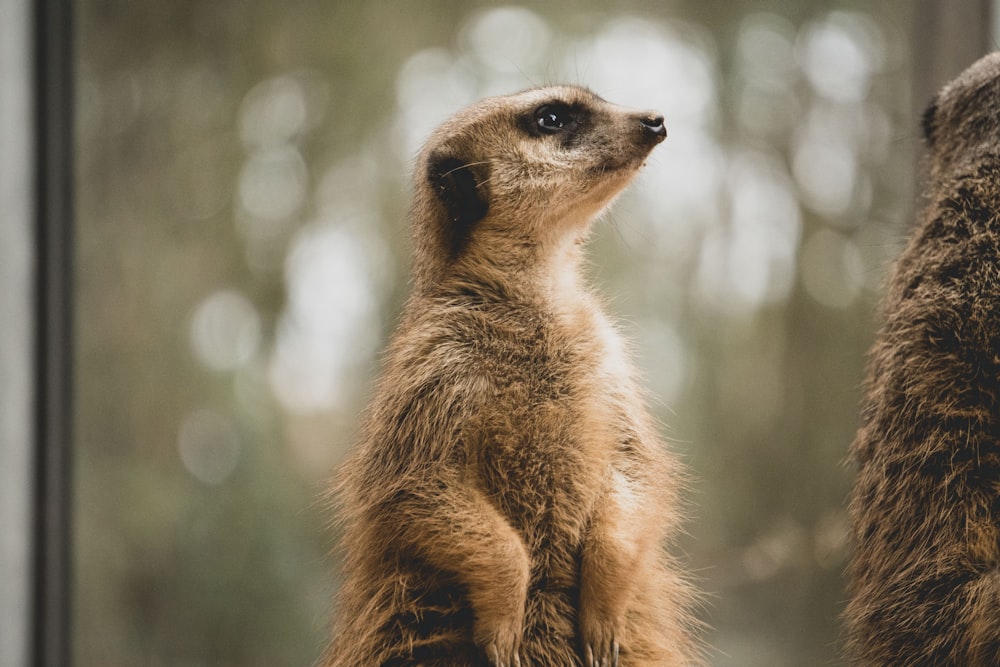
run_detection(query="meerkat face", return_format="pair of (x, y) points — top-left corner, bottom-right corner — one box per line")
(418, 85), (666, 262)
(922, 52), (1000, 175)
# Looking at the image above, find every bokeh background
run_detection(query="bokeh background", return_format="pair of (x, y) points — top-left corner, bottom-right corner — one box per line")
(71, 1), (992, 665)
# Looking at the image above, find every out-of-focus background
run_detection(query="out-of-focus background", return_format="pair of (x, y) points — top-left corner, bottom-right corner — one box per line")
(1, 1), (997, 666)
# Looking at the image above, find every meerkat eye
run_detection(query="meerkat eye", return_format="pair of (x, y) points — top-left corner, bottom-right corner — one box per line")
(535, 104), (577, 134)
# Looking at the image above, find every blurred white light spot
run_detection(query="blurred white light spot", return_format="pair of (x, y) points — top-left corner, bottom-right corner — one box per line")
(695, 151), (801, 313)
(800, 228), (865, 308)
(177, 409), (241, 485)
(639, 128), (725, 225)
(737, 81), (801, 137)
(286, 226), (374, 336)
(237, 145), (308, 225)
(190, 289), (261, 371)
(567, 18), (717, 128)
(736, 13), (796, 84)
(240, 75), (309, 149)
(813, 510), (848, 569)
(861, 102), (892, 164)
(461, 6), (551, 74)
(735, 14), (799, 138)
(561, 16), (723, 261)
(269, 224), (380, 413)
(396, 48), (477, 158)
(792, 111), (858, 217)
(742, 520), (805, 581)
(638, 321), (688, 406)
(799, 11), (884, 103)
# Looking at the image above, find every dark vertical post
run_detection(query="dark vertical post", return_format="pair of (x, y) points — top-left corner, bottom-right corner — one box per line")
(32, 0), (74, 664)
(912, 0), (994, 142)
(906, 0), (993, 225)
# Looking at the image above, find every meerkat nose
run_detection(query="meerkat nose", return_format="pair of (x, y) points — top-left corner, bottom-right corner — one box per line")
(640, 114), (667, 139)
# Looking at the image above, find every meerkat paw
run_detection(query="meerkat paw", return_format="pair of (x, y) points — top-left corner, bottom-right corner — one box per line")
(584, 641), (619, 667)
(580, 608), (623, 667)
(484, 641), (522, 667)
(476, 617), (523, 667)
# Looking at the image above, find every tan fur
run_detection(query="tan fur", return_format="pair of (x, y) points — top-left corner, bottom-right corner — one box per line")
(322, 86), (700, 666)
(845, 53), (1000, 665)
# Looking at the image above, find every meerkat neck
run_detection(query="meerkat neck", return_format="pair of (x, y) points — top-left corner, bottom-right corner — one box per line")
(542, 234), (591, 309)
(431, 223), (591, 307)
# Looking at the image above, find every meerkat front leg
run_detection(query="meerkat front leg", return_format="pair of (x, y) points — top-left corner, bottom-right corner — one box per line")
(579, 472), (659, 666)
(578, 428), (674, 667)
(390, 478), (530, 665)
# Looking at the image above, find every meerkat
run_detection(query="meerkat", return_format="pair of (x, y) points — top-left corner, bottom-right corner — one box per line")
(845, 52), (1000, 665)
(321, 85), (700, 667)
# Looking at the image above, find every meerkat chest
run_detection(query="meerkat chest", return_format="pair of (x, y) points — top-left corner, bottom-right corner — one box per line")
(469, 307), (628, 542)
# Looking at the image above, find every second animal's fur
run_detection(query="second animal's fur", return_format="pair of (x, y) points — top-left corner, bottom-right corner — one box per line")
(322, 86), (700, 666)
(845, 52), (1000, 665)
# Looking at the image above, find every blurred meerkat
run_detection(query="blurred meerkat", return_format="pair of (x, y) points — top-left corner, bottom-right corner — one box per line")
(321, 85), (700, 667)
(846, 52), (1000, 665)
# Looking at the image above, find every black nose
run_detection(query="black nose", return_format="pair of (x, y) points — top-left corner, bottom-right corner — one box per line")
(640, 114), (667, 139)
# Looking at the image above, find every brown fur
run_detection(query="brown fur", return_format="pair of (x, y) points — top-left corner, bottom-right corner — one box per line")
(321, 86), (700, 666)
(845, 53), (1000, 665)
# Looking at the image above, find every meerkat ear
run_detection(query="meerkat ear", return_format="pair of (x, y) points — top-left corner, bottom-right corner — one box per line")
(921, 95), (938, 147)
(427, 152), (490, 258)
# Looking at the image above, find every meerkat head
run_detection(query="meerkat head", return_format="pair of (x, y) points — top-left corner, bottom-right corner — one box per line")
(409, 85), (666, 285)
(922, 51), (1000, 177)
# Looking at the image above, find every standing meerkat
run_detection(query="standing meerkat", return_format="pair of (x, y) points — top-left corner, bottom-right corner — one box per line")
(321, 85), (700, 667)
(845, 52), (1000, 665)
